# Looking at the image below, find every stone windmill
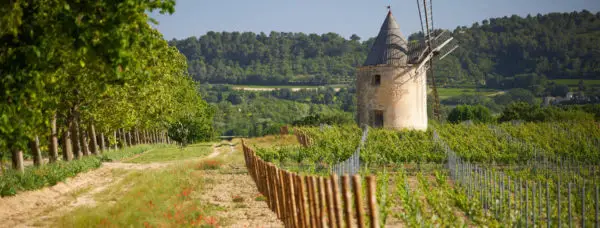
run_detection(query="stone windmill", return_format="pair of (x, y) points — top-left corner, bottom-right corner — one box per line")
(356, 2), (458, 130)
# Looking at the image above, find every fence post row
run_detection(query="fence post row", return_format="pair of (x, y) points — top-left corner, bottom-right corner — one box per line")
(242, 141), (379, 228)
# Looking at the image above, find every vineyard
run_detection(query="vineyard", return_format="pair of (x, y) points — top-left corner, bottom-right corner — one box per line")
(247, 121), (600, 227)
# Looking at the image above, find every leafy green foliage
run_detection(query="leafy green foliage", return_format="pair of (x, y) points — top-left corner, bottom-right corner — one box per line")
(292, 112), (354, 126)
(168, 114), (214, 146)
(447, 105), (493, 124)
(255, 125), (444, 166)
(498, 102), (594, 122)
(213, 96), (346, 137)
(0, 157), (101, 197)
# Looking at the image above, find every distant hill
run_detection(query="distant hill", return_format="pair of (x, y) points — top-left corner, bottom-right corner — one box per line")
(169, 10), (600, 87)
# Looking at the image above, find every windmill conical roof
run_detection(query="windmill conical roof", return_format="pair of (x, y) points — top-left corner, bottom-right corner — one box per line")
(363, 11), (408, 66)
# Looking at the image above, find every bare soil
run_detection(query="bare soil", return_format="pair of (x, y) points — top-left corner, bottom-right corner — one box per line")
(200, 142), (283, 227)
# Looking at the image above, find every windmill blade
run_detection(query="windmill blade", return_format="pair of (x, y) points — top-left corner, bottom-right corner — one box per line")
(438, 45), (459, 60)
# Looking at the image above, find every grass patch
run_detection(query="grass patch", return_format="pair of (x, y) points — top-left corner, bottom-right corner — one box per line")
(99, 145), (157, 162)
(126, 143), (212, 163)
(240, 135), (297, 149)
(550, 79), (600, 86)
(254, 194), (267, 201)
(54, 162), (222, 227)
(0, 156), (102, 197)
(434, 88), (501, 99)
(0, 145), (157, 197)
(196, 159), (222, 170)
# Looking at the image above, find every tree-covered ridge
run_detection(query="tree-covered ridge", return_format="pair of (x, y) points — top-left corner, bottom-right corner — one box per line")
(171, 10), (600, 87)
(169, 32), (369, 85)
(449, 10), (600, 87)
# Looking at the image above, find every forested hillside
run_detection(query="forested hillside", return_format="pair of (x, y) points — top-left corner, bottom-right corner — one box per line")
(170, 10), (600, 88)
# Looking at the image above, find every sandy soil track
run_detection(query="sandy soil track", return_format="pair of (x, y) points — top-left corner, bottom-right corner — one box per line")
(0, 143), (281, 227)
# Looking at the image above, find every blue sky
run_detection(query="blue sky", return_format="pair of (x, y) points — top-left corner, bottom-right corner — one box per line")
(149, 0), (600, 41)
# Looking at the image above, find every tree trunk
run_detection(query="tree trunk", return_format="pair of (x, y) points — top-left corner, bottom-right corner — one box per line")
(29, 136), (42, 166)
(62, 120), (74, 161)
(89, 123), (98, 155)
(99, 133), (106, 153)
(126, 131), (132, 147)
(11, 148), (24, 174)
(135, 129), (140, 145)
(0, 157), (5, 175)
(144, 130), (148, 144)
(49, 114), (59, 163)
(120, 128), (127, 148)
(79, 125), (89, 156)
(113, 131), (118, 150)
(71, 119), (81, 159)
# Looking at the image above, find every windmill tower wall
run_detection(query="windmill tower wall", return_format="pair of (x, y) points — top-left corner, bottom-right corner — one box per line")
(356, 10), (428, 131)
(356, 65), (428, 130)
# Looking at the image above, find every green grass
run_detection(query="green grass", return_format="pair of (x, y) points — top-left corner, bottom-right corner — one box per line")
(434, 88), (502, 99)
(99, 144), (159, 162)
(0, 145), (156, 197)
(126, 143), (213, 163)
(1, 156), (102, 197)
(54, 162), (224, 227)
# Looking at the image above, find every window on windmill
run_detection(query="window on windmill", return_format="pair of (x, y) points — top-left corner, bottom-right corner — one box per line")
(372, 110), (384, 128)
(372, 74), (381, 86)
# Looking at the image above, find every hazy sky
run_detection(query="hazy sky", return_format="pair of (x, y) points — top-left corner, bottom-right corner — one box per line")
(149, 0), (600, 41)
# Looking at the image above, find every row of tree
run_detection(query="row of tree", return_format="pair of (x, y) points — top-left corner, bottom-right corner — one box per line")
(0, 1), (213, 173)
(170, 10), (600, 89)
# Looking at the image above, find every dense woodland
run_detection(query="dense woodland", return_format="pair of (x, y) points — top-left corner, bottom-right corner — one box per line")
(171, 10), (600, 90)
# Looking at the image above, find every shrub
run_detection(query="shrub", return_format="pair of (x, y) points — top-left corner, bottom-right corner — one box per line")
(447, 105), (494, 124)
(498, 102), (594, 122)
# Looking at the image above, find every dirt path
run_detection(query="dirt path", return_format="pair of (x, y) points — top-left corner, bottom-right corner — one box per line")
(0, 159), (171, 228)
(199, 140), (282, 227)
(0, 142), (282, 227)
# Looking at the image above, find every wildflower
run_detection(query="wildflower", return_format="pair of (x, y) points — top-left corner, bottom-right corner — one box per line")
(205, 216), (218, 226)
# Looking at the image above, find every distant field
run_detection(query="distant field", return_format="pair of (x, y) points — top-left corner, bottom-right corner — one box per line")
(434, 88), (503, 99)
(550, 79), (600, 86)
(231, 84), (347, 91)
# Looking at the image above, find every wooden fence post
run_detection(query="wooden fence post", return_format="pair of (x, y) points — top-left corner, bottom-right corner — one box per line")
(318, 177), (327, 228)
(366, 176), (379, 228)
(331, 174), (343, 228)
(280, 169), (289, 227)
(353, 175), (365, 228)
(297, 174), (309, 228)
(325, 178), (336, 228)
(342, 175), (354, 228)
(288, 172), (298, 228)
(306, 176), (317, 228)
(264, 162), (272, 211)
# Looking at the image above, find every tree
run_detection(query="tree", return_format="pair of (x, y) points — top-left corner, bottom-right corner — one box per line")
(226, 93), (243, 105)
(447, 105), (493, 123)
